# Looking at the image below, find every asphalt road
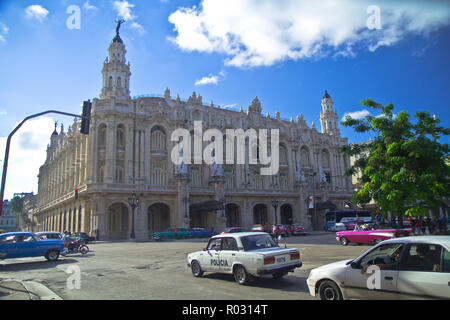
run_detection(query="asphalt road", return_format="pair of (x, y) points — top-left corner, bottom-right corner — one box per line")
(0, 233), (373, 300)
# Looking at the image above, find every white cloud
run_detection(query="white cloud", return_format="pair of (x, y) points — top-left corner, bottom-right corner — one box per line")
(113, 1), (147, 35)
(194, 70), (226, 86)
(83, 1), (98, 11)
(0, 109), (7, 116)
(0, 22), (8, 43)
(168, 0), (450, 68)
(342, 109), (370, 121)
(0, 117), (55, 200)
(113, 0), (136, 21)
(195, 75), (219, 86)
(25, 5), (49, 23)
(130, 22), (146, 35)
(0, 22), (8, 35)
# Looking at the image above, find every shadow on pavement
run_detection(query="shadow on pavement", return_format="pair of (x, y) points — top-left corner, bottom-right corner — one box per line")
(0, 258), (79, 272)
(201, 273), (310, 294)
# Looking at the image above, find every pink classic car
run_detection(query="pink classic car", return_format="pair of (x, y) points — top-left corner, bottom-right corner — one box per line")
(336, 228), (411, 246)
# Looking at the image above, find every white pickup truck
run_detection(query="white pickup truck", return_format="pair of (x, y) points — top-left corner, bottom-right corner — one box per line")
(187, 232), (302, 285)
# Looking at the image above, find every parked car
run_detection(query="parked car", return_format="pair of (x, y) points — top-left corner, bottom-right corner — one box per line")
(250, 224), (266, 232)
(291, 224), (308, 235)
(35, 231), (64, 240)
(0, 232), (66, 261)
(269, 224), (288, 237)
(73, 232), (96, 243)
(152, 227), (191, 241)
(187, 232), (302, 285)
(190, 228), (216, 238)
(307, 236), (450, 300)
(336, 228), (411, 246)
(220, 227), (248, 235)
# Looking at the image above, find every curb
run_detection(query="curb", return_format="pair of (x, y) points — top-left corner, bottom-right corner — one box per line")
(22, 281), (63, 300)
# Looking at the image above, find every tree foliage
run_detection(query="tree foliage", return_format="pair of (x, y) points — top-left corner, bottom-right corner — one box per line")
(341, 99), (450, 218)
(10, 196), (23, 215)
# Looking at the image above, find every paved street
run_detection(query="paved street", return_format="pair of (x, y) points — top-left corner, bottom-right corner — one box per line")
(0, 233), (372, 300)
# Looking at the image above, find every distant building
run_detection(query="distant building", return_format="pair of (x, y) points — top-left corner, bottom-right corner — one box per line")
(0, 200), (17, 232)
(34, 26), (354, 239)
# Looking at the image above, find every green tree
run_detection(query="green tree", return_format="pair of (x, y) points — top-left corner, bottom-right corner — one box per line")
(10, 196), (23, 215)
(341, 99), (450, 220)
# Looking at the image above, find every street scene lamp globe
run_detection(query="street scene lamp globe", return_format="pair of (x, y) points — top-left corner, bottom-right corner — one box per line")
(128, 192), (140, 240)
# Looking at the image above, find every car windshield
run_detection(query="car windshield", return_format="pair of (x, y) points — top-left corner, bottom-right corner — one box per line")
(241, 234), (279, 251)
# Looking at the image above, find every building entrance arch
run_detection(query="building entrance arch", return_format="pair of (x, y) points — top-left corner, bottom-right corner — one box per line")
(148, 203), (170, 233)
(107, 203), (129, 240)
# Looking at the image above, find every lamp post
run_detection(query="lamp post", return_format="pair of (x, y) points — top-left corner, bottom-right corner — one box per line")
(128, 192), (139, 240)
(308, 172), (318, 229)
(182, 197), (190, 219)
(220, 198), (226, 218)
(272, 200), (279, 224)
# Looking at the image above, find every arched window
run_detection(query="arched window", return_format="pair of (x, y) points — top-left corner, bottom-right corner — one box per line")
(151, 161), (167, 185)
(117, 124), (125, 147)
(280, 172), (288, 190)
(115, 166), (124, 183)
(224, 167), (235, 189)
(151, 126), (166, 151)
(108, 76), (113, 88)
(99, 124), (107, 147)
(321, 149), (330, 168)
(190, 166), (202, 186)
(78, 206), (82, 232)
(300, 146), (310, 167)
(98, 164), (105, 183)
(117, 77), (122, 88)
(279, 144), (288, 164)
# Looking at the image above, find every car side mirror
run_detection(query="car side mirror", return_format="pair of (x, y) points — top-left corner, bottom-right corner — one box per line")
(350, 262), (360, 269)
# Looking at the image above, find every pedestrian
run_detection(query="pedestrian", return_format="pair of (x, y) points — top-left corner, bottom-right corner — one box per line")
(416, 218), (423, 235)
(428, 217), (434, 234)
(433, 216), (439, 234)
(174, 225), (178, 238)
(272, 223), (279, 242)
(438, 215), (445, 234)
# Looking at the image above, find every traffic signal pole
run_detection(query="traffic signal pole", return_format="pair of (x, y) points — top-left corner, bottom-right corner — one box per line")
(0, 108), (91, 216)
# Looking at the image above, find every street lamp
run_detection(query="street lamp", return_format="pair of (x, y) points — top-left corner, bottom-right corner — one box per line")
(220, 198), (226, 218)
(182, 197), (190, 219)
(128, 192), (140, 240)
(272, 200), (279, 224)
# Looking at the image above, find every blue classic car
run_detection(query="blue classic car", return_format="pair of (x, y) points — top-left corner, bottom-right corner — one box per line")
(189, 228), (217, 238)
(0, 232), (66, 261)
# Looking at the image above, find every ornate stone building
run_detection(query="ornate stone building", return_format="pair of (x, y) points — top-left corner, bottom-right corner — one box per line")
(35, 30), (354, 240)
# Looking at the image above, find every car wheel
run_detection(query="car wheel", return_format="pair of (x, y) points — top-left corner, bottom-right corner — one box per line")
(45, 249), (59, 261)
(233, 265), (249, 285)
(191, 261), (204, 277)
(373, 238), (382, 245)
(318, 280), (343, 300)
(340, 237), (349, 246)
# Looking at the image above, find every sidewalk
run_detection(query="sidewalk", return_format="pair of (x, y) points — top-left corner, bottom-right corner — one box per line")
(0, 279), (62, 300)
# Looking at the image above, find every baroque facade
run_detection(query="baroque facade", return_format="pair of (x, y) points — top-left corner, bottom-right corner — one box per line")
(35, 30), (354, 240)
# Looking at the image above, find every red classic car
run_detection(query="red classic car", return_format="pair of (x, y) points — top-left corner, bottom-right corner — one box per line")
(336, 228), (411, 246)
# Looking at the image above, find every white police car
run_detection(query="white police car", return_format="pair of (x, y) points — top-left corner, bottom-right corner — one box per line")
(187, 232), (302, 285)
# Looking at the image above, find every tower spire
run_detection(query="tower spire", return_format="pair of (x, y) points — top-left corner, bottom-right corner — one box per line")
(320, 90), (340, 136)
(100, 20), (131, 100)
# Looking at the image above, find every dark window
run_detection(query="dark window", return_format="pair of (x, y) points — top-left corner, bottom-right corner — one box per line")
(400, 244), (443, 272)
(443, 249), (450, 273)
(221, 238), (238, 251)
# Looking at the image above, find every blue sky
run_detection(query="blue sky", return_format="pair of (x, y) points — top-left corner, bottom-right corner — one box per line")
(0, 0), (449, 200)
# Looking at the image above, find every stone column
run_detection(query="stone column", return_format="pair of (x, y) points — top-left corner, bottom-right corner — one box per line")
(105, 122), (115, 183)
(176, 175), (190, 228)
